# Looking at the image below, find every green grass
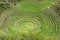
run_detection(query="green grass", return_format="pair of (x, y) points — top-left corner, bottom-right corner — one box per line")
(0, 0), (60, 40)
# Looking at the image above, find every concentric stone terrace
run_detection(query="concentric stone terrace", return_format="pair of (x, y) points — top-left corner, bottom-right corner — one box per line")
(0, 7), (60, 40)
(0, 0), (60, 40)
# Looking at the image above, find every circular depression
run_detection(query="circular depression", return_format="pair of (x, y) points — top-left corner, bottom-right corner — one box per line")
(1, 10), (60, 37)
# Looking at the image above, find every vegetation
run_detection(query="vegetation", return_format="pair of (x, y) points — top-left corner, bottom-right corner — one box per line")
(0, 0), (60, 40)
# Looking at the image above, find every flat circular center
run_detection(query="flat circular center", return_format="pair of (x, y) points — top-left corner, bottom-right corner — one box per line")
(20, 21), (35, 30)
(22, 22), (34, 28)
